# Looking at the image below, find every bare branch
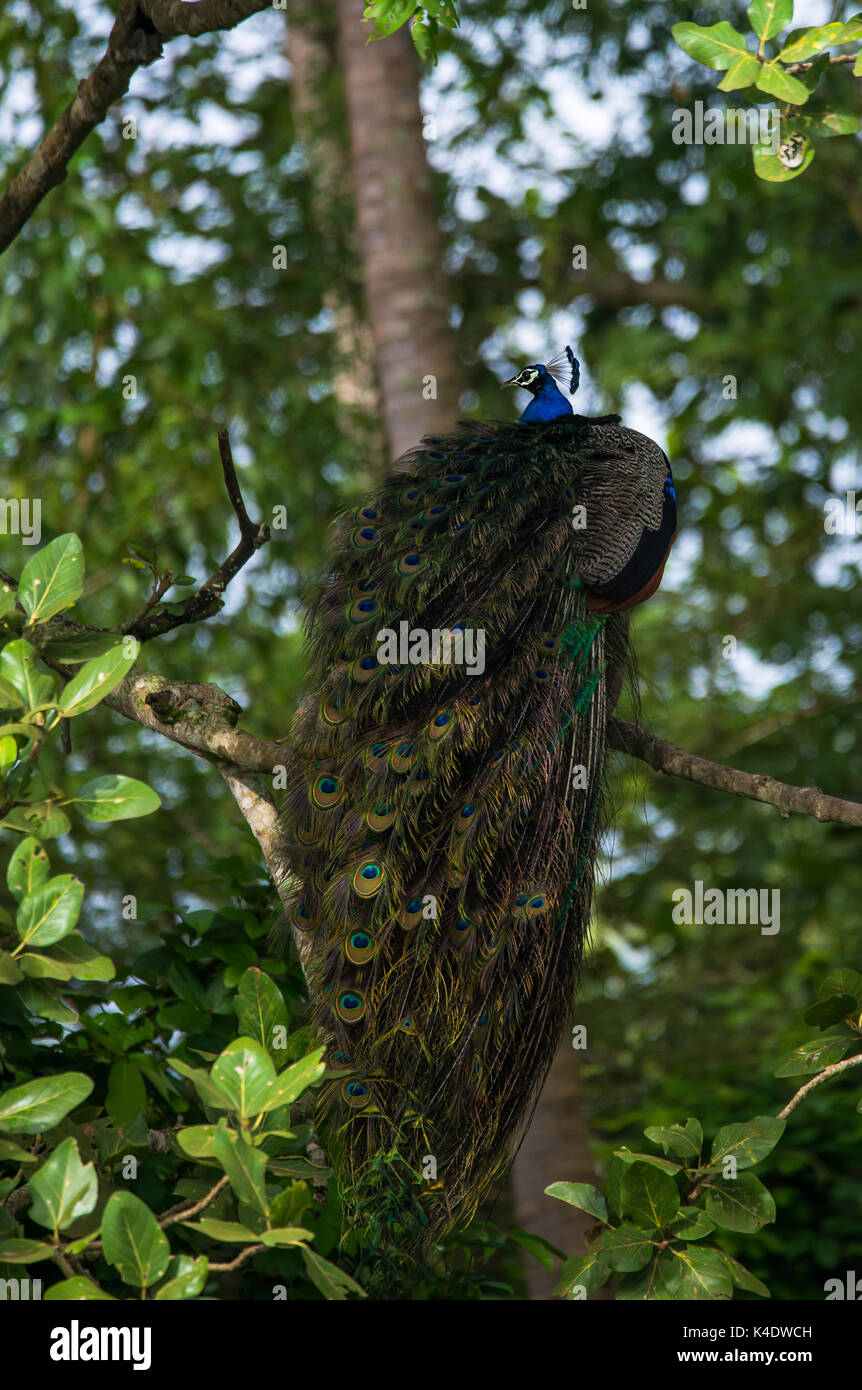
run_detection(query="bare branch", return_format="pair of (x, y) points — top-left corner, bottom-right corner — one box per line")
(610, 717), (862, 829)
(125, 429), (270, 641)
(0, 1), (275, 255)
(104, 670), (285, 772)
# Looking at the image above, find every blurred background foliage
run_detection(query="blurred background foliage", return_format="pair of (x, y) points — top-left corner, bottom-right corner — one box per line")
(0, 0), (859, 1297)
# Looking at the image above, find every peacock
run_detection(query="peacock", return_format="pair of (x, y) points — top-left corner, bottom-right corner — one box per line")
(276, 346), (677, 1280)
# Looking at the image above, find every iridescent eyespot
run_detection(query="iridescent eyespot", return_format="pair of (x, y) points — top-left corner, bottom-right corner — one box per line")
(351, 526), (380, 550)
(346, 929), (376, 963)
(311, 775), (343, 809)
(336, 990), (366, 1023)
(352, 860), (385, 899)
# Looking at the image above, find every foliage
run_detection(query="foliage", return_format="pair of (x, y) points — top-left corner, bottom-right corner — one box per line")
(549, 971), (862, 1299)
(1, 0), (860, 1300)
(673, 2), (862, 179)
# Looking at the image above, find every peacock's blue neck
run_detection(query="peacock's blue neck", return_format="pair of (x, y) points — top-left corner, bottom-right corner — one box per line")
(520, 379), (573, 422)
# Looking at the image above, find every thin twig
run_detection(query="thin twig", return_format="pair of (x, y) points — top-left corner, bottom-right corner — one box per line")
(160, 1173), (230, 1228)
(208, 1242), (266, 1271)
(125, 429), (270, 641)
(778, 1053), (862, 1119)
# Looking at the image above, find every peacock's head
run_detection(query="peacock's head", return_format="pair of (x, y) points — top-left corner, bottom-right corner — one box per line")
(501, 346), (580, 397)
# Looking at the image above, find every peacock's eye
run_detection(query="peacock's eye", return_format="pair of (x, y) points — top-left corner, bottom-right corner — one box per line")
(519, 369), (538, 385)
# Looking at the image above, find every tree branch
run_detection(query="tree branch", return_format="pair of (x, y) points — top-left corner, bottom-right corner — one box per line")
(778, 1053), (862, 1119)
(138, 0), (273, 38)
(610, 717), (862, 829)
(0, 0), (275, 256)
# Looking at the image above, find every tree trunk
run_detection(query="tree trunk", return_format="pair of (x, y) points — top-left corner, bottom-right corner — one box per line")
(335, 1), (460, 457)
(512, 1042), (612, 1300)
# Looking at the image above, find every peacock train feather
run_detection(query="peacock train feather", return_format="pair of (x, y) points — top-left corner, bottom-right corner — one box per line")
(274, 347), (677, 1281)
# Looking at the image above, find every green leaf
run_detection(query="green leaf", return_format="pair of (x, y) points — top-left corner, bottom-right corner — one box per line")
(2, 802), (71, 839)
(553, 1247), (611, 1298)
(41, 633), (133, 663)
(45, 1277), (114, 1300)
(615, 1252), (678, 1301)
(259, 1226), (314, 1247)
(613, 1148), (681, 1175)
(18, 534), (83, 625)
(177, 1125), (218, 1159)
(18, 951), (72, 981)
(754, 139), (815, 180)
(0, 733), (16, 769)
(0, 639), (57, 710)
(748, 0), (793, 42)
(818, 969), (862, 1008)
(804, 993), (856, 1027)
(183, 1217), (259, 1243)
(672, 21), (751, 71)
(0, 1136), (37, 1161)
(153, 1254), (209, 1300)
(28, 1138), (98, 1235)
(18, 980), (78, 1024)
(774, 1031), (851, 1076)
(778, 22), (846, 60)
(0, 585), (18, 620)
(0, 949), (25, 984)
(106, 1061), (148, 1127)
(755, 62), (810, 103)
(0, 1072), (93, 1133)
(718, 54), (761, 90)
(603, 1223), (657, 1273)
(544, 1181), (608, 1222)
(708, 1116), (786, 1169)
(47, 934), (115, 981)
(72, 774), (161, 822)
(704, 1172), (776, 1232)
(234, 967), (289, 1056)
(806, 111), (861, 138)
(101, 1191), (171, 1289)
(16, 874), (83, 948)
(668, 1207), (716, 1241)
(0, 673), (25, 710)
(168, 1057), (238, 1111)
(7, 836), (50, 902)
(668, 1244), (734, 1300)
(259, 1047), (326, 1112)
(209, 1038), (278, 1119)
(508, 1228), (563, 1269)
(644, 1120), (702, 1160)
(300, 1246), (366, 1299)
(0, 1238), (55, 1262)
(620, 1162), (680, 1229)
(59, 640), (140, 717)
(213, 1122), (269, 1216)
(719, 1250), (771, 1298)
(855, 51), (862, 76)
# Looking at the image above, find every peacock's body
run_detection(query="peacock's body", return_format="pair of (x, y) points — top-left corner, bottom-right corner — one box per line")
(278, 349), (676, 1272)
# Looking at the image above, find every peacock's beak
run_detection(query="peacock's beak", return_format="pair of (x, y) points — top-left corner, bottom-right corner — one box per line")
(501, 377), (518, 388)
